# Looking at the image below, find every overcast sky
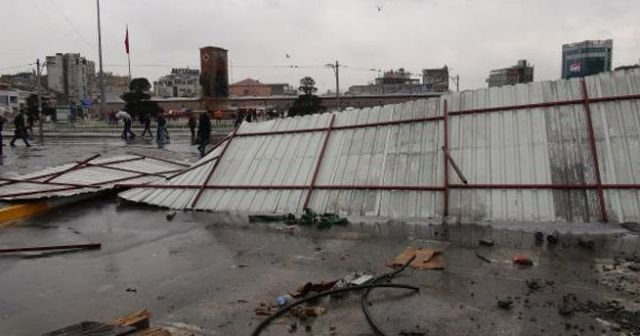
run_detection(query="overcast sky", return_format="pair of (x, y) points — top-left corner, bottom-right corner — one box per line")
(1, 0), (639, 92)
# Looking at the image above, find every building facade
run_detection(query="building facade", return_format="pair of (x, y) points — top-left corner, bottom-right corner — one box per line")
(154, 68), (200, 98)
(45, 53), (96, 104)
(486, 59), (534, 88)
(422, 66), (450, 92)
(229, 78), (271, 97)
(561, 40), (613, 79)
(267, 83), (296, 96)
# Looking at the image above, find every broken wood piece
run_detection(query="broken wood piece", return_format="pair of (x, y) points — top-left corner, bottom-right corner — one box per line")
(388, 246), (445, 270)
(0, 243), (101, 254)
(112, 309), (151, 330)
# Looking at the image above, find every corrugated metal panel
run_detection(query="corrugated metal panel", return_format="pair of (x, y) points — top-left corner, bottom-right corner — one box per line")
(0, 154), (187, 201)
(588, 69), (640, 222)
(119, 69), (640, 223)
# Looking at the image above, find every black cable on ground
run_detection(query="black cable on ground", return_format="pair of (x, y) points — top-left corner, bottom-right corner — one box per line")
(361, 255), (417, 336)
(250, 283), (419, 336)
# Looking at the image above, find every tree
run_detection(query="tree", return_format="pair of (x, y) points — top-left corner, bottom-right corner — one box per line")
(288, 76), (324, 117)
(298, 76), (318, 96)
(120, 77), (162, 120)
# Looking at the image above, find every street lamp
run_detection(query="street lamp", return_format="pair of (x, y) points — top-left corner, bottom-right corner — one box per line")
(33, 59), (54, 144)
(325, 61), (340, 111)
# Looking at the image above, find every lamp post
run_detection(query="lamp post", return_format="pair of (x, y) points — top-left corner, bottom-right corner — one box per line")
(325, 61), (341, 111)
(35, 58), (54, 144)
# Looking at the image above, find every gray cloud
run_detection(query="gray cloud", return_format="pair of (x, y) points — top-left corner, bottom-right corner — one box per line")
(1, 0), (638, 92)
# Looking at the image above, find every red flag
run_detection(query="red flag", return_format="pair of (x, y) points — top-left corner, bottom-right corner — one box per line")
(124, 26), (130, 54)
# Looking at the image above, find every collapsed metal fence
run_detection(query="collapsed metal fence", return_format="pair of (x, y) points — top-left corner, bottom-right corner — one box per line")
(120, 71), (640, 223)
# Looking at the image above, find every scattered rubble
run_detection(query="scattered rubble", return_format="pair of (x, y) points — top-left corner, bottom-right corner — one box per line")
(497, 298), (514, 310)
(44, 309), (170, 336)
(478, 239), (494, 247)
(513, 255), (534, 267)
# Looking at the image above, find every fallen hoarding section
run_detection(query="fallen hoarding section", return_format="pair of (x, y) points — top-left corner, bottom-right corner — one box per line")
(119, 69), (640, 223)
(0, 154), (188, 201)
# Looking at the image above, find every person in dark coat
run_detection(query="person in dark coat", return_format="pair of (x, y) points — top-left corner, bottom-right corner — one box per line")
(140, 113), (152, 137)
(10, 110), (31, 147)
(0, 114), (7, 156)
(157, 112), (169, 143)
(197, 112), (212, 157)
(188, 113), (197, 143)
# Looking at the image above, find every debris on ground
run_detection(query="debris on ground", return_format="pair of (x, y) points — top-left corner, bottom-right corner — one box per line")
(389, 247), (445, 270)
(166, 211), (177, 221)
(126, 287), (137, 293)
(577, 237), (595, 250)
(513, 255), (534, 267)
(292, 280), (339, 298)
(252, 256), (419, 335)
(44, 309), (170, 336)
(546, 231), (559, 245)
(497, 298), (514, 310)
(576, 299), (640, 335)
(594, 259), (640, 296)
(276, 294), (294, 306)
(249, 209), (349, 230)
(399, 327), (428, 335)
(0, 242), (101, 254)
(475, 251), (492, 264)
(534, 232), (544, 244)
(478, 239), (494, 247)
(290, 306), (327, 318)
(289, 209), (350, 229)
(557, 293), (578, 315)
(620, 222), (640, 233)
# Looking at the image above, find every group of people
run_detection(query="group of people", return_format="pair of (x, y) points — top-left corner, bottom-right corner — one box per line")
(114, 110), (212, 157)
(115, 110), (169, 143)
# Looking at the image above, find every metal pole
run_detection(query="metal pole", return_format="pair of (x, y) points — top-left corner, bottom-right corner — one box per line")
(126, 24), (132, 85)
(456, 75), (460, 92)
(37, 59), (44, 144)
(335, 60), (340, 111)
(96, 0), (106, 118)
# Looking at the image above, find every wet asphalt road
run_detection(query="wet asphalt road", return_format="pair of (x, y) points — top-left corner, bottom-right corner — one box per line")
(0, 138), (639, 335)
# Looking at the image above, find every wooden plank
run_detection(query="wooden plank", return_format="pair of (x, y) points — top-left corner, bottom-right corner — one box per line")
(112, 309), (151, 330)
(0, 243), (101, 254)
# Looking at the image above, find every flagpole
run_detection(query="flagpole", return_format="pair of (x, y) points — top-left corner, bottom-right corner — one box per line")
(126, 25), (132, 86)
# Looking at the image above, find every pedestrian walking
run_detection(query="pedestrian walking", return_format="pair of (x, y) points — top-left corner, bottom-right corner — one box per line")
(234, 111), (244, 128)
(115, 110), (136, 140)
(157, 111), (169, 143)
(197, 112), (212, 157)
(0, 113), (7, 157)
(10, 110), (31, 147)
(140, 113), (152, 137)
(188, 113), (197, 143)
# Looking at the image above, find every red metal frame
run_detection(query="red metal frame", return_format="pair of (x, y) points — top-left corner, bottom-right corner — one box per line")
(128, 154), (190, 167)
(303, 114), (336, 209)
(166, 155), (220, 181)
(190, 127), (240, 208)
(0, 177), (100, 189)
(116, 183), (447, 191)
(42, 154), (101, 183)
(581, 79), (608, 222)
(443, 100), (450, 217)
(442, 146), (467, 184)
